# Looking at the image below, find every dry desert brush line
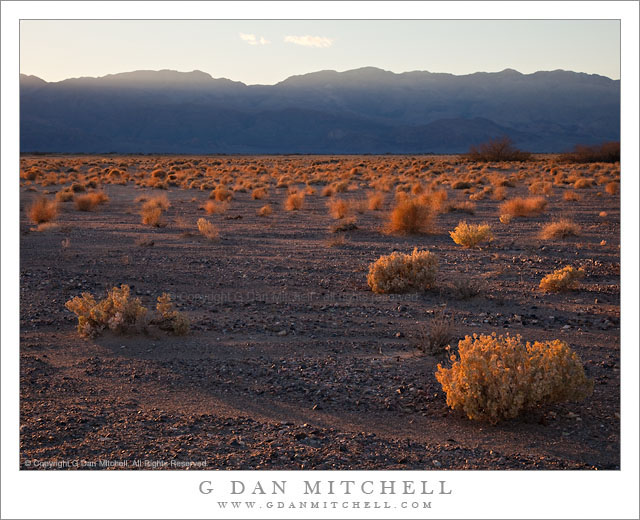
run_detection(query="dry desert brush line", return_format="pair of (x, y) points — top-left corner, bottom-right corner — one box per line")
(449, 221), (493, 248)
(28, 196), (58, 224)
(539, 266), (584, 292)
(500, 196), (547, 218)
(435, 333), (593, 424)
(367, 248), (438, 294)
(539, 219), (581, 240)
(385, 198), (434, 234)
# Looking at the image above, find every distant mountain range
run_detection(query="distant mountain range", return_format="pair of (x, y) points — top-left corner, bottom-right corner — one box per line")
(20, 67), (620, 154)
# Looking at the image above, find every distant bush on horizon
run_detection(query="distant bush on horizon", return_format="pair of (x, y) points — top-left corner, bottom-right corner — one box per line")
(467, 136), (531, 162)
(559, 141), (620, 163)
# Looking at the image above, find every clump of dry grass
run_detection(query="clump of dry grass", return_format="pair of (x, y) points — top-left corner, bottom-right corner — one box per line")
(252, 187), (268, 200)
(367, 191), (384, 210)
(204, 200), (229, 215)
(563, 190), (581, 201)
(285, 192), (305, 211)
(367, 248), (438, 294)
(444, 200), (476, 215)
(257, 204), (273, 217)
(331, 216), (358, 233)
(197, 218), (219, 240)
(155, 293), (190, 335)
(528, 181), (553, 195)
(574, 178), (594, 189)
(385, 198), (434, 234)
(605, 182), (619, 195)
(28, 197), (58, 224)
(500, 196), (547, 218)
(449, 221), (493, 248)
(327, 197), (350, 219)
(74, 191), (109, 211)
(55, 187), (75, 202)
(539, 266), (584, 292)
(415, 311), (455, 357)
(211, 186), (233, 202)
(539, 219), (580, 240)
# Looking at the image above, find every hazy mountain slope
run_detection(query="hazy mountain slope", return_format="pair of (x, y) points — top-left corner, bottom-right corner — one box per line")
(20, 67), (619, 154)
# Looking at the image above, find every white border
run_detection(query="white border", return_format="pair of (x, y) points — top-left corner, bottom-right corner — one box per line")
(2, 2), (638, 519)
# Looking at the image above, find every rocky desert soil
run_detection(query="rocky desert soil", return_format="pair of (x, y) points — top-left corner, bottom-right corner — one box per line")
(19, 155), (620, 470)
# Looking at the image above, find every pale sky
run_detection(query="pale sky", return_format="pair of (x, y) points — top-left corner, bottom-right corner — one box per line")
(20, 20), (620, 84)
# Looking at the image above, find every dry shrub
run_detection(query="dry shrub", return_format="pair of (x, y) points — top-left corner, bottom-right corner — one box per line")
(467, 136), (531, 162)
(605, 182), (619, 195)
(539, 219), (580, 240)
(55, 188), (74, 202)
(321, 185), (335, 197)
(500, 197), (547, 218)
(155, 293), (190, 335)
(204, 200), (228, 215)
(197, 218), (219, 240)
(599, 211), (608, 218)
(257, 204), (273, 217)
(285, 192), (305, 211)
(367, 248), (438, 294)
(140, 195), (169, 226)
(436, 333), (593, 424)
(560, 141), (619, 163)
(74, 191), (109, 211)
(65, 285), (148, 338)
(450, 277), (483, 300)
(416, 312), (455, 356)
(499, 213), (512, 224)
(211, 186), (233, 202)
(451, 180), (472, 190)
(449, 221), (493, 248)
(28, 197), (58, 224)
(528, 181), (552, 195)
(385, 198), (434, 234)
(574, 178), (594, 189)
(492, 186), (507, 201)
(539, 266), (584, 292)
(331, 216), (358, 233)
(563, 190), (581, 201)
(252, 187), (268, 200)
(444, 201), (476, 215)
(327, 198), (350, 219)
(326, 234), (347, 248)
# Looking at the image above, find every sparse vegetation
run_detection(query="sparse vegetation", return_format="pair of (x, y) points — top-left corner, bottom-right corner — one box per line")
(467, 136), (531, 162)
(385, 198), (434, 234)
(367, 248), (438, 294)
(539, 266), (584, 292)
(449, 221), (493, 248)
(285, 192), (305, 211)
(560, 141), (620, 163)
(28, 197), (58, 224)
(500, 196), (547, 218)
(415, 311), (455, 356)
(436, 333), (593, 424)
(197, 218), (219, 240)
(539, 219), (580, 240)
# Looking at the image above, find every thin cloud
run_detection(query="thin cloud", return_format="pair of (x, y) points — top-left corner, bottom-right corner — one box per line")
(284, 35), (333, 48)
(239, 33), (270, 46)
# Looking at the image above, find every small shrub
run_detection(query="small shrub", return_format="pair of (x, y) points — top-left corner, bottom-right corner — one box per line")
(449, 221), (493, 248)
(563, 190), (581, 201)
(574, 178), (594, 189)
(252, 187), (268, 200)
(435, 333), (593, 424)
(140, 195), (169, 227)
(539, 266), (584, 292)
(211, 186), (233, 202)
(416, 312), (455, 356)
(204, 200), (228, 215)
(28, 197), (58, 224)
(285, 192), (305, 211)
(605, 182), (619, 195)
(197, 218), (219, 240)
(499, 214), (512, 224)
(257, 204), (273, 216)
(451, 180), (472, 190)
(55, 188), (74, 202)
(367, 248), (438, 294)
(528, 181), (552, 195)
(331, 216), (358, 233)
(65, 285), (148, 338)
(450, 277), (483, 300)
(560, 141), (620, 163)
(500, 197), (547, 218)
(385, 198), (434, 234)
(74, 192), (108, 211)
(539, 219), (580, 240)
(155, 293), (190, 335)
(327, 198), (350, 219)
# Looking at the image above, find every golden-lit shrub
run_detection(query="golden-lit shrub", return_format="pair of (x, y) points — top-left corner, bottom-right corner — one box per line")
(257, 204), (273, 217)
(499, 213), (512, 224)
(155, 293), (190, 335)
(528, 181), (552, 195)
(599, 211), (608, 218)
(367, 191), (384, 210)
(55, 188), (75, 202)
(449, 221), (493, 248)
(574, 178), (594, 189)
(65, 285), (148, 338)
(444, 200), (476, 215)
(321, 185), (335, 197)
(539, 266), (584, 292)
(204, 200), (228, 215)
(605, 182), (619, 195)
(451, 180), (472, 190)
(492, 186), (507, 201)
(197, 218), (219, 240)
(563, 190), (581, 201)
(435, 333), (593, 424)
(385, 198), (434, 234)
(27, 197), (58, 224)
(500, 196), (547, 218)
(285, 192), (305, 211)
(367, 248), (438, 294)
(539, 219), (581, 240)
(73, 191), (109, 211)
(140, 195), (169, 226)
(211, 186), (232, 202)
(252, 187), (268, 200)
(327, 198), (350, 219)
